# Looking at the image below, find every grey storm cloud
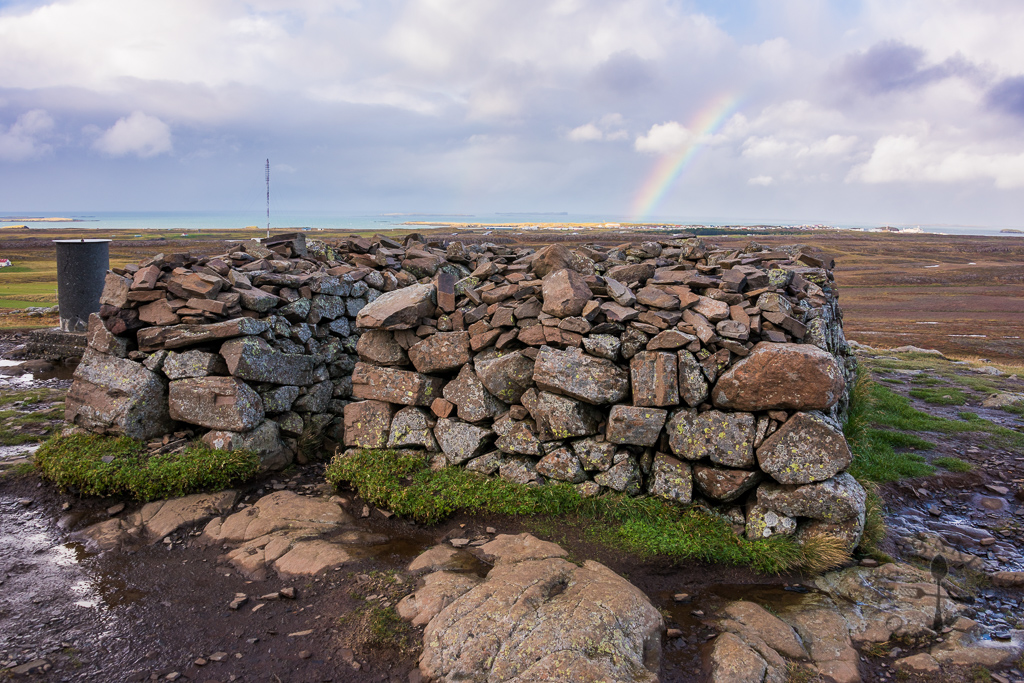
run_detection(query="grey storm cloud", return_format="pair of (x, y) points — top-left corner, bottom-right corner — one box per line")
(986, 76), (1024, 119)
(590, 50), (656, 95)
(839, 40), (977, 94)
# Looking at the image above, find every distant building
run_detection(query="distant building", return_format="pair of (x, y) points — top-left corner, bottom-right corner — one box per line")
(0, 259), (11, 268)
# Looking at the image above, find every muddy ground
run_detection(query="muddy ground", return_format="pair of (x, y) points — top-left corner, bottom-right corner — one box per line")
(1, 331), (1024, 682)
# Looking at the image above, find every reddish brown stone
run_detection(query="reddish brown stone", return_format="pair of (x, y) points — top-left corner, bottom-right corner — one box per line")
(137, 317), (269, 352)
(630, 351), (679, 407)
(605, 263), (656, 284)
(635, 286), (679, 310)
(712, 342), (845, 412)
(693, 464), (762, 502)
(186, 297), (229, 316)
(99, 272), (131, 308)
(168, 377), (264, 431)
(356, 329), (410, 366)
(356, 283), (436, 330)
(343, 400), (396, 448)
(529, 244), (596, 278)
(541, 268), (592, 318)
(436, 271), (457, 313)
(605, 405), (667, 446)
(351, 363), (444, 406)
(408, 331), (472, 374)
(430, 397), (454, 419)
(131, 265), (161, 290)
(442, 365), (506, 422)
(533, 346), (629, 405)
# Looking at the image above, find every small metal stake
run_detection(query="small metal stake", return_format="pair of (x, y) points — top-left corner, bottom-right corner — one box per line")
(930, 554), (948, 631)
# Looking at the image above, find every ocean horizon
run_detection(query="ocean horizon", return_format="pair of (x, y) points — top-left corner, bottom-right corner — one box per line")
(0, 210), (1020, 238)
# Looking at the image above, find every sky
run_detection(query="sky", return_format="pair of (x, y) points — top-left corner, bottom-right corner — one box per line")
(1, 0), (1023, 227)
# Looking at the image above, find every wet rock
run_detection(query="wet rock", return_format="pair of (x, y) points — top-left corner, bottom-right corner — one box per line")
(647, 454), (692, 504)
(387, 406), (439, 451)
(355, 330), (409, 366)
(630, 351), (679, 407)
(343, 400), (395, 448)
(410, 533), (662, 683)
(398, 571), (483, 627)
(355, 282), (436, 329)
(756, 412), (852, 484)
(408, 332), (472, 374)
(666, 409), (756, 467)
(531, 391), (602, 441)
(202, 420), (292, 470)
(712, 343), (845, 412)
(168, 377), (264, 431)
(541, 268), (592, 318)
(137, 491), (240, 540)
(533, 346), (630, 405)
(605, 405), (667, 447)
(351, 362), (444, 406)
(720, 601), (809, 661)
(694, 464), (762, 503)
(434, 418), (494, 464)
(473, 350), (535, 403)
(782, 608), (859, 683)
(220, 336), (318, 386)
(65, 348), (172, 440)
(442, 365), (506, 422)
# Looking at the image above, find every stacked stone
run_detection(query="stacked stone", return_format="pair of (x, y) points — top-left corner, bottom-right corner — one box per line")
(64, 231), (865, 548)
(342, 237), (863, 550)
(65, 233), (375, 469)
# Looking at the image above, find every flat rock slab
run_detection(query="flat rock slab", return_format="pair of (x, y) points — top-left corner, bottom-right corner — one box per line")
(203, 490), (351, 543)
(400, 533), (663, 683)
(712, 342), (845, 412)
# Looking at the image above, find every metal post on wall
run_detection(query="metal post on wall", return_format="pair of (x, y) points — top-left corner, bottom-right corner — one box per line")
(52, 238), (111, 333)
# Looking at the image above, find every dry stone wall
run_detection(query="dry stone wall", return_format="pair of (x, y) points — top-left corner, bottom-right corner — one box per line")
(65, 231), (864, 548)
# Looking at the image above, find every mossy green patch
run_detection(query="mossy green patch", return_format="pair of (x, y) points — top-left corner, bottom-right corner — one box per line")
(933, 457), (973, 473)
(35, 434), (260, 501)
(907, 386), (968, 406)
(326, 450), (805, 574)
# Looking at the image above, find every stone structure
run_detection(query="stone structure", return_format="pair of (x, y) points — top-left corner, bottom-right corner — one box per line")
(64, 231), (865, 548)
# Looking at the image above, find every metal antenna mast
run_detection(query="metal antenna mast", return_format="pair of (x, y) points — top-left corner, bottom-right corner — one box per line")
(265, 159), (270, 240)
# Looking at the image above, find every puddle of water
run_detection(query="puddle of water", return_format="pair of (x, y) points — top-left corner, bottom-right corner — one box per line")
(0, 357), (77, 381)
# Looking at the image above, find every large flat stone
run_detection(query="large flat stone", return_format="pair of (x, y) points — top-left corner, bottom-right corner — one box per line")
(533, 346), (629, 405)
(756, 412), (852, 484)
(168, 377), (264, 431)
(408, 332), (472, 374)
(355, 282), (436, 329)
(351, 362), (444, 406)
(605, 405), (667, 446)
(712, 342), (846, 412)
(137, 317), (270, 352)
(220, 336), (318, 386)
(666, 409), (756, 467)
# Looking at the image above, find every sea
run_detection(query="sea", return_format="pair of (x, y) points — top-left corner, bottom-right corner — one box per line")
(0, 211), (1020, 237)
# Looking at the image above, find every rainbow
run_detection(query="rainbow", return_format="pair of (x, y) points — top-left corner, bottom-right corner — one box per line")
(629, 93), (742, 222)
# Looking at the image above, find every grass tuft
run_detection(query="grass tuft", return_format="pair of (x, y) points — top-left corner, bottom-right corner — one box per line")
(35, 434), (261, 501)
(796, 534), (852, 575)
(933, 456), (973, 473)
(326, 449), (805, 574)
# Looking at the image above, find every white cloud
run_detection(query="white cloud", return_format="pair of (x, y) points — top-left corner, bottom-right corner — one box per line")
(849, 134), (1024, 188)
(567, 113), (628, 142)
(748, 175), (774, 186)
(0, 109), (54, 161)
(568, 123), (604, 142)
(634, 121), (692, 154)
(93, 111), (172, 158)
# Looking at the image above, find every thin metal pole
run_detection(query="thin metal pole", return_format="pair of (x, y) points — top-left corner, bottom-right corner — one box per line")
(266, 159), (270, 240)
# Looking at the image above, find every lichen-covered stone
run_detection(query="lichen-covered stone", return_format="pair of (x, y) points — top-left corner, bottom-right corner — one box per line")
(533, 346), (629, 405)
(168, 376), (264, 431)
(355, 329), (409, 366)
(712, 343), (845, 412)
(351, 362), (444, 406)
(202, 420), (292, 471)
(756, 473), (866, 522)
(594, 456), (642, 494)
(605, 405), (667, 446)
(693, 464), (762, 503)
(355, 282), (436, 330)
(408, 332), (472, 374)
(260, 385), (300, 413)
(434, 418), (494, 464)
(473, 350), (535, 403)
(647, 454), (692, 504)
(162, 349), (227, 380)
(745, 504), (798, 540)
(220, 336), (318, 386)
(292, 380), (333, 413)
(495, 419), (542, 456)
(571, 436), (616, 471)
(666, 409), (755, 467)
(532, 391), (602, 441)
(388, 406), (439, 451)
(536, 447), (586, 483)
(756, 412), (852, 484)
(65, 348), (172, 440)
(630, 351), (679, 407)
(342, 400), (394, 448)
(677, 350), (709, 407)
(442, 364), (506, 422)
(498, 455), (543, 485)
(137, 317), (270, 352)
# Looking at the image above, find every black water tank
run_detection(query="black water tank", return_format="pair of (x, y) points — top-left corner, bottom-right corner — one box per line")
(53, 239), (111, 333)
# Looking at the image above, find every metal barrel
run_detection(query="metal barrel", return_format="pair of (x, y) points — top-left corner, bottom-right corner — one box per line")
(53, 239), (111, 333)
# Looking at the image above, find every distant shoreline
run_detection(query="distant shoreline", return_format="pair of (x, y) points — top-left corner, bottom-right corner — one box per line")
(0, 217), (94, 223)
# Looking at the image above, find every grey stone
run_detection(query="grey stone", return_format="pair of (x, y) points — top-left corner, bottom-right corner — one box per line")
(533, 346), (630, 405)
(388, 406), (439, 451)
(594, 457), (642, 495)
(220, 336), (318, 386)
(168, 377), (264, 431)
(756, 412), (852, 484)
(647, 454), (692, 504)
(434, 418), (494, 464)
(162, 349), (227, 380)
(473, 350), (535, 403)
(532, 391), (602, 441)
(666, 409), (755, 467)
(536, 447), (586, 483)
(571, 436), (616, 471)
(605, 405), (667, 446)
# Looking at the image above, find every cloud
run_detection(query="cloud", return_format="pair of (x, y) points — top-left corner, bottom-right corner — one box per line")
(849, 134), (1024, 188)
(748, 175), (774, 186)
(986, 75), (1024, 118)
(590, 50), (656, 94)
(838, 40), (978, 95)
(634, 121), (692, 153)
(567, 123), (603, 142)
(0, 109), (54, 161)
(567, 113), (628, 142)
(93, 112), (172, 158)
